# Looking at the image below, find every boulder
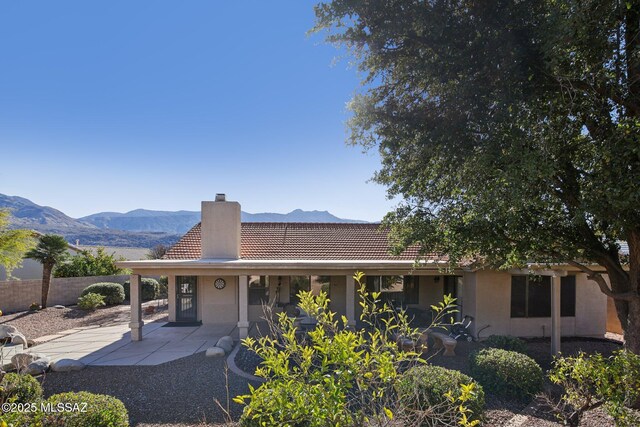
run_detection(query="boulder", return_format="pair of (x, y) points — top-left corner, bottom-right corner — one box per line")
(10, 332), (28, 349)
(25, 358), (50, 376)
(53, 305), (65, 309)
(50, 359), (86, 372)
(205, 347), (226, 358)
(216, 336), (234, 353)
(0, 324), (19, 339)
(11, 353), (49, 370)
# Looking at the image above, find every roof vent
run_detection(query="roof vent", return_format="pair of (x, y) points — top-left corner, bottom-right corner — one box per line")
(215, 193), (226, 202)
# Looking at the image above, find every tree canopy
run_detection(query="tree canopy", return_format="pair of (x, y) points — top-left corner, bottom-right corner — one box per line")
(54, 247), (127, 278)
(0, 209), (35, 278)
(314, 1), (640, 350)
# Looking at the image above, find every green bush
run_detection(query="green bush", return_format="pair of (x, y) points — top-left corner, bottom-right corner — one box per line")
(54, 247), (127, 278)
(80, 282), (125, 306)
(37, 391), (129, 427)
(396, 365), (485, 426)
(122, 278), (159, 301)
(28, 302), (41, 311)
(469, 348), (543, 400)
(77, 292), (106, 310)
(157, 276), (168, 298)
(0, 373), (43, 403)
(549, 350), (640, 426)
(484, 335), (527, 354)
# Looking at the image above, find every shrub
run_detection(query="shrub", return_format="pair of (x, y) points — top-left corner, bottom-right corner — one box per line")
(548, 350), (640, 427)
(122, 278), (159, 301)
(235, 272), (472, 427)
(77, 292), (106, 310)
(484, 335), (527, 354)
(54, 247), (127, 278)
(80, 282), (125, 306)
(469, 348), (543, 400)
(36, 391), (129, 427)
(28, 302), (40, 311)
(396, 365), (485, 426)
(0, 373), (43, 403)
(157, 276), (168, 298)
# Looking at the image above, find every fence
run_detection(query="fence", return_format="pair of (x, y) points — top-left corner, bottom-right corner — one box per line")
(0, 275), (129, 313)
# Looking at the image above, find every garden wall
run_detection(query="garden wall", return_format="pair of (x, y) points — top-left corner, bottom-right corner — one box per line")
(0, 275), (129, 313)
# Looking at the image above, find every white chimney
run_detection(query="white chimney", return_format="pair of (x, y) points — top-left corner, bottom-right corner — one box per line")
(201, 194), (241, 259)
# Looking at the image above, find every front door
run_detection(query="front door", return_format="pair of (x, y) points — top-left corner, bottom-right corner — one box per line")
(176, 276), (197, 322)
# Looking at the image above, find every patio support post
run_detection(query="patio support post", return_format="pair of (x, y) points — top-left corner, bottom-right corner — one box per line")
(167, 275), (176, 322)
(551, 275), (561, 355)
(238, 275), (249, 339)
(346, 274), (356, 328)
(130, 274), (143, 341)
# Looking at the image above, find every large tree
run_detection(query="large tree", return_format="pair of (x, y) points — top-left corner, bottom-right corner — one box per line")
(314, 1), (640, 352)
(25, 234), (69, 308)
(0, 209), (35, 278)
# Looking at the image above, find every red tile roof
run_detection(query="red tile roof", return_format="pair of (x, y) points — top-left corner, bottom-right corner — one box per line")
(163, 222), (430, 261)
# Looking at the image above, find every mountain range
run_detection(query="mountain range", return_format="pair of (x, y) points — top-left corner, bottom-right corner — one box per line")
(0, 193), (366, 248)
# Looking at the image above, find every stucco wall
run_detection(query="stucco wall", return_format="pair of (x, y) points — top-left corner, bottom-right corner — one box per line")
(199, 276), (239, 323)
(329, 275), (347, 316)
(0, 259), (43, 281)
(473, 270), (607, 338)
(0, 275), (128, 313)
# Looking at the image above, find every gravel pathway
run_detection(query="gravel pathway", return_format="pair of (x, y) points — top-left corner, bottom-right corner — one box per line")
(41, 352), (258, 425)
(0, 302), (168, 341)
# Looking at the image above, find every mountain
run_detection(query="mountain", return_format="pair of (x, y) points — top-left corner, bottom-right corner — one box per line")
(0, 193), (368, 247)
(80, 208), (366, 234)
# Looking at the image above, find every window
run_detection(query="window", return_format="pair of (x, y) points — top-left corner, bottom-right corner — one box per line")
(365, 275), (419, 306)
(510, 275), (576, 318)
(289, 276), (330, 304)
(248, 276), (269, 305)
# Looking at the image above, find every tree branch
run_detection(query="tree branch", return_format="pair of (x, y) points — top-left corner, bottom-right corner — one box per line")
(567, 260), (637, 301)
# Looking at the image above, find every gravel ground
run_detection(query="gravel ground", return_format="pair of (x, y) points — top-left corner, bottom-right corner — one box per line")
(41, 352), (257, 426)
(0, 302), (168, 340)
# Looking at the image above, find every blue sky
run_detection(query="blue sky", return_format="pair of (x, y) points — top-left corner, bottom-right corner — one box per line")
(0, 1), (394, 222)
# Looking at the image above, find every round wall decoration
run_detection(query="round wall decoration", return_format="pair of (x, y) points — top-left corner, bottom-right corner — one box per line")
(214, 278), (226, 290)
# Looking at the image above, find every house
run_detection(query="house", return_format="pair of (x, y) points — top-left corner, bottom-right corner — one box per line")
(118, 195), (608, 354)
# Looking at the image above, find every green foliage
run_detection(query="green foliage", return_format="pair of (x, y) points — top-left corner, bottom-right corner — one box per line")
(549, 350), (640, 427)
(37, 391), (129, 427)
(0, 373), (43, 404)
(28, 302), (40, 311)
(484, 335), (528, 354)
(24, 234), (68, 267)
(0, 209), (35, 278)
(469, 348), (543, 400)
(122, 278), (160, 301)
(54, 247), (127, 278)
(157, 276), (168, 298)
(80, 282), (125, 306)
(235, 272), (469, 427)
(312, 0), (640, 349)
(396, 364), (485, 426)
(77, 292), (106, 310)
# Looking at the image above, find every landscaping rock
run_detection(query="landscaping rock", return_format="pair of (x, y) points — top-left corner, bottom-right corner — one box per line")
(0, 324), (19, 339)
(205, 347), (225, 358)
(53, 305), (65, 309)
(216, 336), (234, 353)
(51, 358), (86, 372)
(25, 358), (50, 375)
(10, 332), (28, 349)
(11, 352), (49, 370)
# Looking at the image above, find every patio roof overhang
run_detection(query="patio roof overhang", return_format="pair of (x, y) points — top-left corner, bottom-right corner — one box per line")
(116, 258), (456, 276)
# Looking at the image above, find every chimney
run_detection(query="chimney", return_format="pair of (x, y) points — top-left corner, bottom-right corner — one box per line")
(201, 194), (241, 259)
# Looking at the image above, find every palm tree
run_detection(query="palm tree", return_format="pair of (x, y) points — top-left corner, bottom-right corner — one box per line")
(25, 234), (68, 308)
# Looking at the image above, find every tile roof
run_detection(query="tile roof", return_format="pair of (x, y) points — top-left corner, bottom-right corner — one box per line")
(163, 222), (432, 261)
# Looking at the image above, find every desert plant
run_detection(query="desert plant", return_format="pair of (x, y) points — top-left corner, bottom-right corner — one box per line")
(396, 364), (485, 426)
(80, 282), (125, 306)
(24, 234), (69, 308)
(122, 278), (159, 301)
(484, 335), (527, 354)
(235, 272), (473, 427)
(0, 373), (42, 404)
(547, 350), (640, 427)
(77, 292), (106, 311)
(34, 391), (129, 427)
(28, 302), (40, 311)
(469, 348), (543, 400)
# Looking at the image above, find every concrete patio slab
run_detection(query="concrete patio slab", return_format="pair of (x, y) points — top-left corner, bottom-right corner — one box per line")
(18, 321), (240, 366)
